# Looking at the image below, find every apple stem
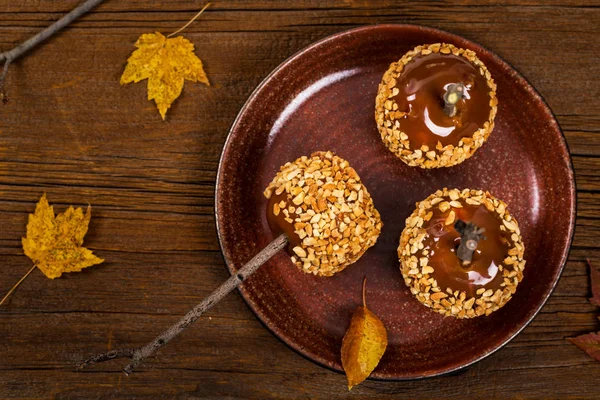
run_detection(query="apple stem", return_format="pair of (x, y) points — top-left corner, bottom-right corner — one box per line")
(443, 83), (466, 117)
(454, 220), (486, 265)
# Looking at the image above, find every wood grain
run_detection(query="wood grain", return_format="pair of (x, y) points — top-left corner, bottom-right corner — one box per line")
(0, 1), (598, 398)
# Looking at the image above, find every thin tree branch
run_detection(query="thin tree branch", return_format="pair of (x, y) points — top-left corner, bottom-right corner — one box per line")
(78, 234), (289, 375)
(80, 347), (137, 366)
(0, 0), (106, 62)
(0, 59), (12, 104)
(0, 0), (106, 101)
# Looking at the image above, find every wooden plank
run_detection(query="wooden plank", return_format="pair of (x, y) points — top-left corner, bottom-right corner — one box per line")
(0, 0), (599, 398)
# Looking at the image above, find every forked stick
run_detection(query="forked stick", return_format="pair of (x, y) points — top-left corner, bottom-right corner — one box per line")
(0, 0), (107, 102)
(78, 234), (288, 375)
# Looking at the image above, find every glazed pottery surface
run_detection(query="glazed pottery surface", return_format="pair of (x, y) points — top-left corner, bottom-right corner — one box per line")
(215, 25), (575, 379)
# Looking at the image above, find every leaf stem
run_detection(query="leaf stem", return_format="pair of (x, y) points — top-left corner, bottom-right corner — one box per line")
(0, 265), (36, 305)
(362, 277), (367, 307)
(167, 3), (211, 38)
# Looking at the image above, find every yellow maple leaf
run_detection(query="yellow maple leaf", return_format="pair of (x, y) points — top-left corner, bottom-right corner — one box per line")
(22, 194), (104, 279)
(120, 31), (209, 120)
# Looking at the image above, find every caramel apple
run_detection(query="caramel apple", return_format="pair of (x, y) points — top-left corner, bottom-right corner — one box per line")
(264, 151), (382, 277)
(375, 43), (497, 168)
(398, 188), (525, 318)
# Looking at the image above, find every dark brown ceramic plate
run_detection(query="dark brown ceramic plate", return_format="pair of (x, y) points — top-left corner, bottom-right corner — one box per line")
(215, 25), (575, 379)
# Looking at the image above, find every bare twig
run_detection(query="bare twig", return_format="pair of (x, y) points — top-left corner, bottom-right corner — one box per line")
(78, 234), (288, 375)
(80, 348), (137, 365)
(0, 0), (106, 101)
(0, 59), (11, 104)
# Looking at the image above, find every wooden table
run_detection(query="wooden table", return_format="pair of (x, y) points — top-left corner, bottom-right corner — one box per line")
(1, 1), (598, 398)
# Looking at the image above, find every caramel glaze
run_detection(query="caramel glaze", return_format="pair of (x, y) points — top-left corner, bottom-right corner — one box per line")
(266, 191), (302, 252)
(417, 204), (513, 298)
(392, 53), (491, 150)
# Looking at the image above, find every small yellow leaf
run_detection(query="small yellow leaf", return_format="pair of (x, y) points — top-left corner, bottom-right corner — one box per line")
(121, 31), (209, 120)
(341, 280), (388, 390)
(22, 194), (103, 279)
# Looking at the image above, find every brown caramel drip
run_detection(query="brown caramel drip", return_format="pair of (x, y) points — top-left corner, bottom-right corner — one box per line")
(417, 203), (513, 297)
(266, 192), (302, 252)
(392, 53), (491, 149)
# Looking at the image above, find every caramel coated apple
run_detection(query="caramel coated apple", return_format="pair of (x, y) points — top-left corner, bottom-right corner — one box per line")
(398, 188), (525, 318)
(376, 43), (497, 168)
(264, 151), (382, 277)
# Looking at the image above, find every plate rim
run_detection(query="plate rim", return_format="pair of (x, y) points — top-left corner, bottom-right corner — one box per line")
(214, 23), (577, 380)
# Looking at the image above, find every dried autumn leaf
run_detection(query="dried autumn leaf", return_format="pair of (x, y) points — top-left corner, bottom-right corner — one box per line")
(341, 279), (388, 390)
(568, 332), (600, 361)
(588, 259), (600, 306)
(120, 31), (209, 120)
(22, 194), (103, 279)
(566, 259), (600, 362)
